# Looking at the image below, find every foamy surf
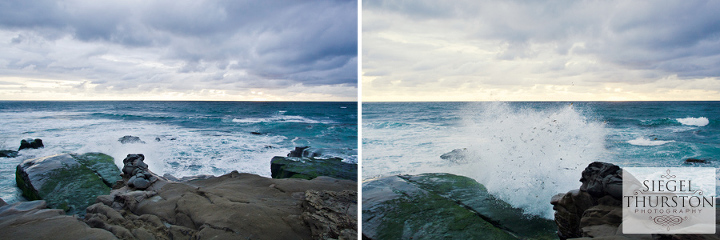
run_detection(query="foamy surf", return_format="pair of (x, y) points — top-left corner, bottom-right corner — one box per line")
(677, 117), (709, 127)
(627, 137), (675, 146)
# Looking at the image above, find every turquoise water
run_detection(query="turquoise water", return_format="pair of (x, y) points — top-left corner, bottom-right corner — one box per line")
(363, 101), (720, 218)
(0, 101), (357, 203)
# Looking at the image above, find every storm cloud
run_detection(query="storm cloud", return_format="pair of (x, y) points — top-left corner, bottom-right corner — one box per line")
(0, 0), (357, 100)
(363, 0), (720, 101)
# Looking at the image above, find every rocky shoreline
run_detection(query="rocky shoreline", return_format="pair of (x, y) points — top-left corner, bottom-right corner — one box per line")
(362, 161), (720, 240)
(1, 146), (358, 240)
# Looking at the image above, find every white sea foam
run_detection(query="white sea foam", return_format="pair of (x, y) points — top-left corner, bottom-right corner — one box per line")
(627, 137), (675, 146)
(677, 117), (709, 127)
(231, 115), (332, 124)
(451, 102), (606, 219)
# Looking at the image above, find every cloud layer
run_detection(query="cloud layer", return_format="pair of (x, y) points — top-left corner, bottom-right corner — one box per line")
(363, 0), (720, 101)
(0, 0), (357, 100)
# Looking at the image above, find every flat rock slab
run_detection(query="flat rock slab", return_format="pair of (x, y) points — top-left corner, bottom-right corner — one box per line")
(122, 171), (358, 240)
(362, 173), (557, 240)
(15, 153), (121, 216)
(0, 200), (116, 240)
(271, 156), (357, 180)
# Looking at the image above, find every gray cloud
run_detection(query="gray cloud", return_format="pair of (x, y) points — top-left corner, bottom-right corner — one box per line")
(0, 0), (357, 100)
(363, 0), (720, 100)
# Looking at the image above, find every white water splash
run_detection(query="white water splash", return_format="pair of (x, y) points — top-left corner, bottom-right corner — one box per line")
(452, 102), (606, 219)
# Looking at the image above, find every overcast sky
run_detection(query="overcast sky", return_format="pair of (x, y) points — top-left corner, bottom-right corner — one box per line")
(0, 0), (357, 101)
(363, 0), (720, 101)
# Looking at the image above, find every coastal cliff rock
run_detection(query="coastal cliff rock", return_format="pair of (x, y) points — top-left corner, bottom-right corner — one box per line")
(90, 170), (357, 239)
(15, 153), (121, 216)
(82, 153), (358, 239)
(0, 199), (116, 239)
(551, 162), (720, 240)
(362, 173), (556, 240)
(18, 138), (43, 151)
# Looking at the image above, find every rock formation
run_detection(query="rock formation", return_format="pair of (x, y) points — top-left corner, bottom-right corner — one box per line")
(120, 154), (157, 190)
(18, 138), (43, 151)
(15, 153), (121, 216)
(0, 200), (116, 239)
(551, 162), (720, 240)
(6, 151), (358, 239)
(271, 156), (357, 180)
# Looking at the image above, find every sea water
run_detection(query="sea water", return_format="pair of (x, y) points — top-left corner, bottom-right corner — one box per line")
(363, 101), (720, 219)
(0, 101), (357, 203)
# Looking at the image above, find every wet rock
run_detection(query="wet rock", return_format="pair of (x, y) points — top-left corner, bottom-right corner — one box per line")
(15, 153), (121, 216)
(0, 200), (116, 239)
(287, 146), (310, 157)
(118, 135), (145, 144)
(271, 156), (357, 180)
(362, 173), (556, 240)
(18, 138), (43, 151)
(0, 150), (18, 158)
(580, 162), (622, 200)
(684, 158), (709, 164)
(440, 148), (469, 164)
(550, 162), (720, 240)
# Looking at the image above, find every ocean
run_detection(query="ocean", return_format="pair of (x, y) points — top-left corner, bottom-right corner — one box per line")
(362, 101), (720, 219)
(0, 101), (357, 203)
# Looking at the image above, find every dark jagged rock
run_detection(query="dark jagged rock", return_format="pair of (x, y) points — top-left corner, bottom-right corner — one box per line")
(684, 158), (709, 164)
(0, 150), (18, 158)
(0, 200), (116, 239)
(362, 173), (556, 240)
(440, 148), (469, 164)
(118, 135), (145, 144)
(579, 162), (622, 200)
(551, 162), (720, 240)
(18, 138), (43, 151)
(271, 156), (357, 180)
(287, 146), (310, 157)
(15, 153), (121, 216)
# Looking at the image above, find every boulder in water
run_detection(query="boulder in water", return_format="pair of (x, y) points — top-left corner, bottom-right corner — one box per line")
(684, 158), (709, 164)
(18, 138), (43, 151)
(118, 135), (145, 144)
(15, 153), (121, 216)
(440, 148), (469, 164)
(0, 150), (18, 158)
